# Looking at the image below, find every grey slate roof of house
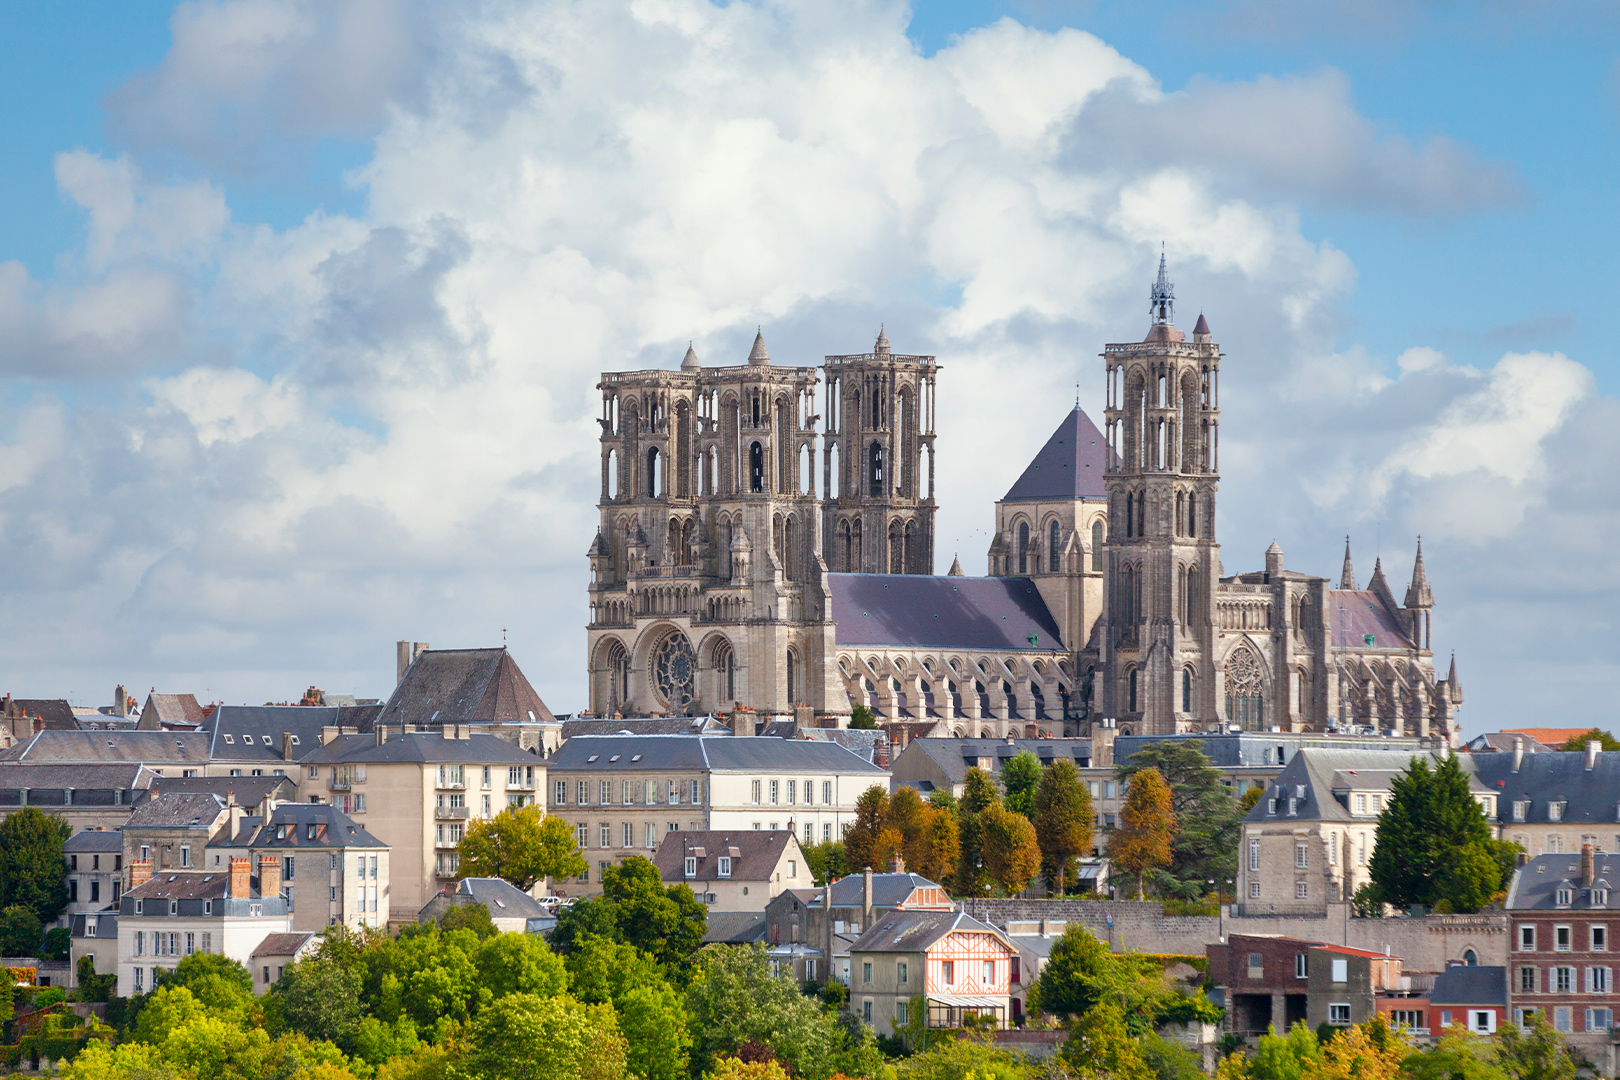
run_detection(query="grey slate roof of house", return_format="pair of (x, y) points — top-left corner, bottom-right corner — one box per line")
(3, 699), (79, 729)
(897, 738), (1092, 786)
(548, 735), (887, 774)
(252, 931), (317, 958)
(827, 574), (1065, 652)
(704, 911), (767, 944)
(380, 648), (557, 728)
(561, 717), (728, 738)
(124, 792), (229, 830)
(1001, 406), (1111, 502)
(424, 877), (549, 920)
(65, 830), (124, 853)
(202, 705), (351, 761)
(1429, 965), (1507, 1006)
(1113, 732), (1425, 770)
(652, 830), (797, 883)
(1506, 853), (1620, 912)
(126, 872), (236, 901)
(1242, 749), (1490, 825)
(0, 730), (212, 764)
(824, 871), (945, 909)
(1468, 750), (1620, 826)
(0, 762), (157, 790)
(297, 732), (542, 766)
(244, 803), (385, 850)
(151, 775), (296, 805)
(850, 909), (1003, 953)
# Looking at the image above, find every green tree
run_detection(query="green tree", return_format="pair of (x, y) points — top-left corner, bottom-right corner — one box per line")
(565, 935), (669, 1004)
(1060, 1001), (1154, 1080)
(1401, 1026), (1508, 1080)
(454, 993), (628, 1080)
(0, 807), (70, 924)
(1118, 740), (1240, 899)
(1000, 752), (1043, 819)
(1108, 767), (1175, 900)
(549, 896), (623, 953)
(1492, 1012), (1583, 1080)
(848, 705), (879, 730)
(842, 786), (891, 872)
(618, 983), (690, 1080)
(0, 904), (43, 957)
(801, 842), (848, 886)
(477, 930), (568, 999)
(278, 952), (367, 1050)
(602, 857), (707, 969)
(1557, 729), (1620, 752)
(953, 768), (1000, 897)
(1033, 759), (1094, 893)
(457, 805), (587, 891)
(923, 803), (961, 886)
(684, 945), (843, 1080)
(1029, 926), (1134, 1022)
(1368, 755), (1503, 913)
(894, 1031), (1030, 1080)
(1238, 785), (1265, 816)
(157, 952), (255, 1021)
(439, 902), (497, 938)
(979, 804), (1041, 895)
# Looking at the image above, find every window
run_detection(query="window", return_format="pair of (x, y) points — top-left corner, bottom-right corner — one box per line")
(691, 780), (702, 804)
(1355, 794), (1367, 814)
(169, 900), (178, 915)
(1520, 967), (1537, 992)
(1556, 967), (1573, 993)
(201, 932), (211, 953)
(1295, 954), (1308, 979)
(1554, 1007), (1572, 1034)
(180, 844), (191, 868)
(601, 781), (612, 804)
(863, 962), (873, 984)
(1550, 802), (1565, 823)
(1589, 967), (1610, 993)
(823, 781), (833, 804)
(1249, 839), (1260, 872)
(186, 932), (195, 955)
(942, 960), (955, 985)
(803, 778), (814, 806)
(770, 780), (779, 805)
(1472, 1011), (1496, 1034)
(135, 931), (145, 956)
(623, 823), (633, 848)
(1594, 926), (1608, 952)
(645, 823), (657, 849)
(645, 780), (657, 804)
(1331, 958), (1348, 983)
(862, 1000), (873, 1023)
(1249, 881), (1261, 898)
(331, 887), (338, 901)
(1589, 1008), (1613, 1032)
(1521, 925), (1536, 951)
(1557, 888), (1573, 906)
(751, 780), (761, 804)
(786, 780), (795, 805)
(134, 967), (143, 992)
(805, 823), (814, 844)
(1295, 843), (1307, 869)
(1557, 925), (1572, 951)
(483, 766), (491, 788)
(669, 780), (680, 804)
(1296, 882), (1308, 899)
(718, 856), (732, 878)
(898, 961), (908, 984)
(684, 856), (697, 877)
(983, 960), (994, 984)
(1357, 835), (1367, 865)
(1328, 1004), (1351, 1025)
(1247, 953), (1264, 978)
(556, 781), (567, 805)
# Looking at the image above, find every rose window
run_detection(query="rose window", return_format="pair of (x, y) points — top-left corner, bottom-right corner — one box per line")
(652, 632), (697, 714)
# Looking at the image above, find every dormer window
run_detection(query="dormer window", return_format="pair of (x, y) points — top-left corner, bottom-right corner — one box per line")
(684, 856), (697, 877)
(1267, 799), (1279, 816)
(1596, 889), (1610, 906)
(1514, 801), (1529, 822)
(1355, 794), (1367, 814)
(1550, 801), (1565, 822)
(717, 857), (732, 878)
(1557, 887), (1574, 906)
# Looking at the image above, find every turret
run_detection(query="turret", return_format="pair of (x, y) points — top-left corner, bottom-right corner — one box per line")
(1403, 537), (1434, 650)
(1339, 536), (1356, 590)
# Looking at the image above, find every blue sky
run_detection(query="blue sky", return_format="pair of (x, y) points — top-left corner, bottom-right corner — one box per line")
(0, 0), (1613, 731)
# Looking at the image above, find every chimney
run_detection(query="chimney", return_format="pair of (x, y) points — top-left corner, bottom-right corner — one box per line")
(375, 724), (387, 746)
(130, 858), (153, 889)
(1587, 740), (1600, 772)
(114, 683), (128, 718)
(1516, 850), (1529, 868)
(229, 856), (252, 898)
(321, 725), (340, 746)
(1512, 736), (1524, 773)
(1583, 844), (1596, 889)
(732, 711), (754, 738)
(396, 641), (412, 683)
(863, 867), (874, 930)
(889, 853), (905, 874)
(225, 793), (245, 843)
(258, 854), (282, 899)
(1005, 733), (1015, 746)
(282, 732), (294, 761)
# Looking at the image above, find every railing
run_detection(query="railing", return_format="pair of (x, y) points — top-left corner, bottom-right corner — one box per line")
(437, 779), (465, 789)
(436, 806), (469, 820)
(328, 779), (352, 791)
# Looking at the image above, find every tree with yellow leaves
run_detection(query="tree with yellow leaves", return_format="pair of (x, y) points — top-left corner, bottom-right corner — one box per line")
(1107, 767), (1175, 900)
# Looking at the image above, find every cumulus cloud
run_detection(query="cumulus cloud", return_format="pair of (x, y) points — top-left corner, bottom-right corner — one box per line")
(0, 0), (1610, 730)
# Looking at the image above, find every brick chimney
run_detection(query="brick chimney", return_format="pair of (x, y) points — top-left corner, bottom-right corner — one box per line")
(1582, 844), (1596, 888)
(229, 856), (252, 898)
(258, 854), (282, 899)
(130, 858), (153, 889)
(888, 853), (905, 874)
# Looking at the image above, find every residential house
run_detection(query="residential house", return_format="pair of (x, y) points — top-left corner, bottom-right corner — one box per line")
(68, 911), (118, 988)
(240, 803), (389, 931)
(116, 857), (291, 996)
(1003, 920), (1069, 1027)
(135, 693), (208, 730)
(764, 867), (955, 987)
(64, 829), (124, 916)
(848, 909), (1015, 1035)
(250, 931), (317, 992)
(200, 703), (382, 778)
(1209, 934), (1403, 1037)
(121, 792), (244, 883)
(1426, 964), (1507, 1035)
(417, 877), (550, 934)
(380, 647), (559, 754)
(0, 730), (214, 783)
(0, 763), (159, 831)
(295, 728), (545, 920)
(151, 774), (298, 806)
(1473, 743), (1620, 857)
(546, 735), (888, 889)
(650, 829), (813, 909)
(1505, 847), (1619, 1070)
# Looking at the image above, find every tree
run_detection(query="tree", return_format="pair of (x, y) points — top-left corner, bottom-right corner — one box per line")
(1238, 785), (1265, 816)
(438, 901), (497, 938)
(158, 952), (255, 1021)
(894, 1031), (1029, 1080)
(1492, 1012), (1583, 1080)
(1557, 729), (1620, 752)
(1108, 767), (1175, 900)
(1118, 740), (1240, 899)
(979, 805), (1041, 895)
(601, 856), (707, 969)
(277, 952), (366, 1050)
(477, 930), (568, 1000)
(1060, 1001), (1154, 1080)
(1033, 759), (1094, 893)
(564, 935), (669, 1005)
(953, 768), (1000, 897)
(1368, 755), (1502, 913)
(922, 805), (961, 885)
(0, 807), (70, 924)
(843, 786), (891, 871)
(848, 705), (879, 730)
(617, 983), (690, 1080)
(1402, 1026), (1508, 1080)
(0, 905), (43, 957)
(549, 896), (623, 953)
(457, 805), (587, 891)
(1000, 752), (1042, 820)
(802, 842), (848, 886)
(453, 993), (628, 1080)
(684, 945), (843, 1080)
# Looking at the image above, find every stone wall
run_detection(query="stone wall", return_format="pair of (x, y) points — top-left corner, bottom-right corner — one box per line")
(962, 899), (1507, 973)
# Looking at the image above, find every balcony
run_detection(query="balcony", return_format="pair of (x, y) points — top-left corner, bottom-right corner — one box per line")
(436, 806), (469, 820)
(436, 779), (465, 790)
(328, 778), (352, 792)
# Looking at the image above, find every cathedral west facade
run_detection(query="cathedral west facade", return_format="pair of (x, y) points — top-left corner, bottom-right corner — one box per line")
(585, 259), (1463, 744)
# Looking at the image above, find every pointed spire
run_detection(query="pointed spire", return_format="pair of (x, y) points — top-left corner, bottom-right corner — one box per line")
(1368, 556), (1389, 593)
(1339, 536), (1356, 590)
(1150, 244), (1175, 326)
(947, 554), (964, 577)
(1404, 536), (1434, 608)
(681, 341), (700, 370)
(1193, 312), (1210, 336)
(874, 324), (891, 356)
(1446, 652), (1463, 700)
(747, 327), (770, 366)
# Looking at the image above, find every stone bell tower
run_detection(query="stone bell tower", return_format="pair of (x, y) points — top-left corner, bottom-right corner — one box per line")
(1099, 254), (1222, 734)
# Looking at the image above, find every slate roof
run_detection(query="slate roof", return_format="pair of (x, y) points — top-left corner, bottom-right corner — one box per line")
(1501, 728), (1592, 748)
(824, 871), (946, 909)
(704, 911), (767, 944)
(561, 717), (728, 738)
(1464, 733), (1553, 754)
(1326, 590), (1415, 650)
(203, 704), (375, 762)
(1242, 749), (1480, 825)
(1114, 732), (1423, 769)
(1429, 965), (1507, 1006)
(0, 730), (212, 765)
(65, 830), (124, 853)
(380, 648), (557, 728)
(1001, 407), (1111, 502)
(850, 909), (1004, 954)
(896, 738), (1093, 785)
(827, 574), (1065, 652)
(126, 872), (234, 901)
(452, 877), (549, 918)
(1474, 750), (1620, 825)
(244, 803), (385, 850)
(297, 732), (542, 766)
(547, 735), (887, 774)
(652, 830), (798, 883)
(140, 694), (207, 728)
(124, 792), (228, 830)
(151, 775), (296, 805)
(252, 932), (316, 958)
(0, 762), (157, 790)
(1506, 852), (1620, 911)
(2, 699), (79, 729)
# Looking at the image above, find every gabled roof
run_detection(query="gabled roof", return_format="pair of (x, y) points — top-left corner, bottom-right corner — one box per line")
(202, 705), (347, 762)
(0, 730), (212, 765)
(380, 648), (557, 728)
(1471, 750), (1620, 825)
(140, 693), (207, 728)
(454, 877), (548, 918)
(824, 871), (947, 909)
(705, 911), (767, 943)
(652, 830), (799, 883)
(896, 738), (1092, 785)
(850, 909), (1005, 954)
(65, 830), (124, 853)
(1001, 407), (1111, 502)
(2, 698), (78, 729)
(1506, 852), (1620, 911)
(126, 872), (233, 901)
(252, 932), (317, 959)
(1326, 590), (1414, 650)
(1241, 748), (1457, 825)
(547, 735), (887, 774)
(1501, 728), (1592, 748)
(1429, 965), (1507, 1006)
(244, 803), (385, 850)
(124, 792), (227, 830)
(298, 731), (542, 766)
(827, 574), (1065, 652)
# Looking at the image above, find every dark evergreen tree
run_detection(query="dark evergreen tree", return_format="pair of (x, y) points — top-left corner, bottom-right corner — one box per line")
(1116, 740), (1238, 899)
(0, 807), (70, 924)
(1368, 754), (1502, 913)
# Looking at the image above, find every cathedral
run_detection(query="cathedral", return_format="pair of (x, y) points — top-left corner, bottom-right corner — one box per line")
(584, 258), (1463, 744)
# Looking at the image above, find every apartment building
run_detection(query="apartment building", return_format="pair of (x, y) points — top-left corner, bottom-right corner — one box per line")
(1475, 742), (1620, 857)
(1209, 933), (1403, 1037)
(296, 727), (545, 920)
(650, 829), (813, 909)
(848, 909), (1015, 1035)
(1506, 847), (1619, 1072)
(546, 735), (887, 891)
(238, 804), (389, 931)
(64, 829), (123, 915)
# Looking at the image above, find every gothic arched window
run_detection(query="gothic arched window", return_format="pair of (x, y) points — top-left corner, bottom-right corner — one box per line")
(1225, 646), (1265, 731)
(786, 648), (799, 705)
(1188, 494), (1198, 538)
(652, 631), (698, 715)
(1182, 667), (1194, 712)
(713, 640), (736, 703)
(750, 442), (765, 493)
(1125, 493), (1134, 538)
(1091, 520), (1105, 570)
(1128, 667), (1139, 712)
(647, 446), (662, 498)
(1018, 522), (1030, 574)
(1049, 521), (1061, 573)
(869, 442), (885, 497)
